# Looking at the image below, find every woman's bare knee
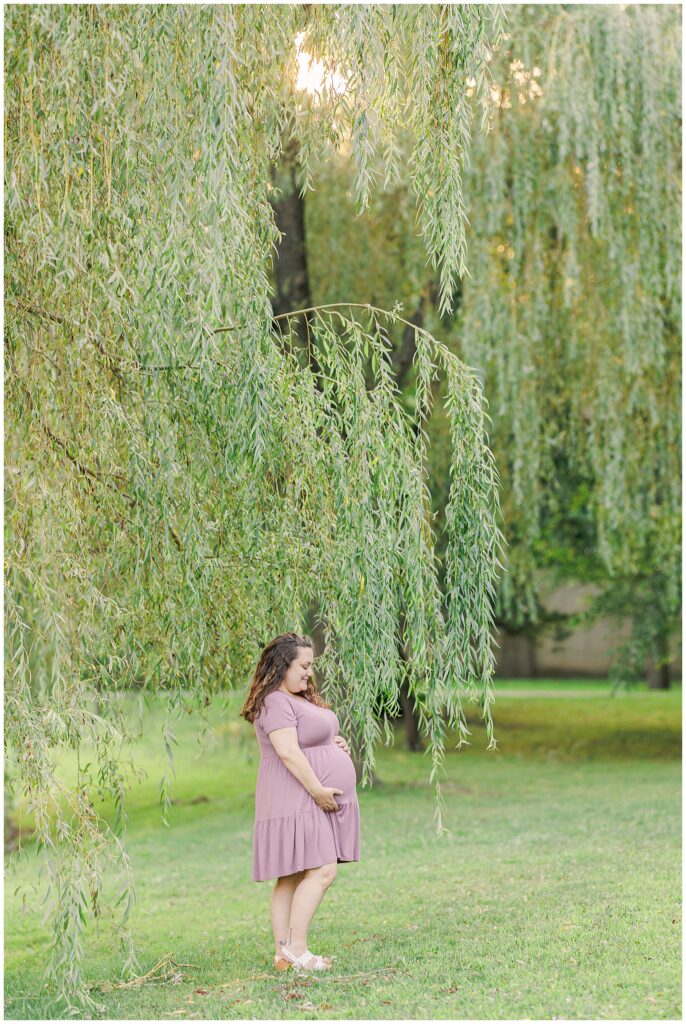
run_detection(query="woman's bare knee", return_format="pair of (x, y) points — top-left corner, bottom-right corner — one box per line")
(276, 869), (305, 886)
(304, 862), (337, 888)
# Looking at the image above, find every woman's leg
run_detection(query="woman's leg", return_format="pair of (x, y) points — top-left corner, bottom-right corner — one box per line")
(271, 870), (305, 956)
(286, 862), (337, 956)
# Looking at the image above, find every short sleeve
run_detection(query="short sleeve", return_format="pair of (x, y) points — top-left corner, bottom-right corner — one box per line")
(256, 691), (298, 736)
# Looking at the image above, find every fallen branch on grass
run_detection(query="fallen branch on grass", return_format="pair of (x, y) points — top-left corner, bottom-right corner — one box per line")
(94, 952), (199, 993)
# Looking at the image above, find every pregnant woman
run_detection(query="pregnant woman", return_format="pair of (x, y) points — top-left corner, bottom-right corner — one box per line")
(240, 632), (361, 973)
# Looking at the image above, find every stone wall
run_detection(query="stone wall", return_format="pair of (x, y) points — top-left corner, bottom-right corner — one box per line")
(494, 576), (682, 680)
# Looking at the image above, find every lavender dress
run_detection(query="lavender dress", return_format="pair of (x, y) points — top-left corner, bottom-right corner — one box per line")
(252, 690), (361, 882)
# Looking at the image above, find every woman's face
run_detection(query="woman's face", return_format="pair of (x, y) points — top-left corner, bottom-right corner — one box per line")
(279, 646), (314, 695)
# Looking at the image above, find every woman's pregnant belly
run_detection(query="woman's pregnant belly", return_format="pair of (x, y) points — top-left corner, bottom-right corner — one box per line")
(306, 743), (357, 803)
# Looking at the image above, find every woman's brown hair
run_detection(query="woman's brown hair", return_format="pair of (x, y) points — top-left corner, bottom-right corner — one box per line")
(239, 632), (331, 723)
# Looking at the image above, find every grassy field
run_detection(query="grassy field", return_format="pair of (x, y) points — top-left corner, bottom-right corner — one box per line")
(4, 680), (682, 1020)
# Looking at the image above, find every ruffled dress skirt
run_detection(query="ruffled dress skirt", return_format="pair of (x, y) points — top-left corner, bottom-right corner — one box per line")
(252, 741), (361, 882)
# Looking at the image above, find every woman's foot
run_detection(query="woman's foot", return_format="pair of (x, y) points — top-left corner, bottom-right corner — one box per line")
(274, 947), (331, 970)
(277, 951), (331, 964)
(279, 943), (333, 971)
(277, 940), (331, 964)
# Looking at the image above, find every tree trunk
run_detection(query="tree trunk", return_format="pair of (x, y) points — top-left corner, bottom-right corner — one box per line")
(647, 631), (672, 689)
(4, 810), (21, 853)
(400, 676), (425, 752)
(270, 136), (379, 782)
(270, 136), (311, 320)
(269, 133), (324, 383)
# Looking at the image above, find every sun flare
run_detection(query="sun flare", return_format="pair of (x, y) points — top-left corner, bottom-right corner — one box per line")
(294, 31), (348, 98)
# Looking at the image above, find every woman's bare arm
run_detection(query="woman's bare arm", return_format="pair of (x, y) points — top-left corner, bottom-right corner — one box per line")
(268, 727), (342, 810)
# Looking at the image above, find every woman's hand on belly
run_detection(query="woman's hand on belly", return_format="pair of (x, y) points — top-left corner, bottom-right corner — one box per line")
(314, 786), (344, 812)
(316, 744), (357, 803)
(333, 734), (351, 755)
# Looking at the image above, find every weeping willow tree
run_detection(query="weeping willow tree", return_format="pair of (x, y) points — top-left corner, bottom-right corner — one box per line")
(5, 4), (508, 1013)
(304, 3), (682, 683)
(459, 4), (681, 645)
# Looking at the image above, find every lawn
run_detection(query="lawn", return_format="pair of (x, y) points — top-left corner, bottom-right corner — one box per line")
(4, 681), (682, 1020)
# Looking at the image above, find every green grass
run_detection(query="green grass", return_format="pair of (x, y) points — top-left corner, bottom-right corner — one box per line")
(5, 681), (682, 1019)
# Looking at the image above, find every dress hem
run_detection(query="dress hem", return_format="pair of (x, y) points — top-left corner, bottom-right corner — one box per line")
(252, 800), (361, 883)
(252, 854), (361, 883)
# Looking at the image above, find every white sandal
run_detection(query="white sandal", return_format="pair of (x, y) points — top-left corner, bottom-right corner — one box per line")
(279, 944), (333, 971)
